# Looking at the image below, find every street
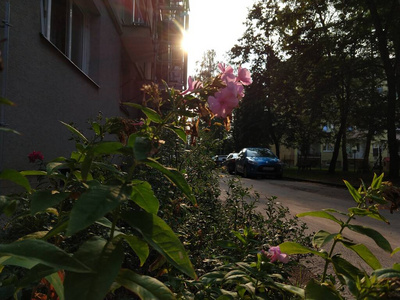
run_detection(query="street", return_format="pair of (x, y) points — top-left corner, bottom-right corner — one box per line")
(219, 175), (400, 271)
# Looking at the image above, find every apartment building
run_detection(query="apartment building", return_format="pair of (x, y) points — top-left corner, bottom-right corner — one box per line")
(0, 0), (189, 175)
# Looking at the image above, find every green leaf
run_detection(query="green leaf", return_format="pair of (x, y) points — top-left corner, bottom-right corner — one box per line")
(133, 137), (152, 161)
(81, 152), (93, 182)
(115, 234), (149, 266)
(91, 162), (125, 177)
(297, 211), (343, 225)
(324, 208), (347, 216)
(200, 271), (225, 285)
(92, 122), (101, 135)
(0, 195), (17, 216)
(60, 121), (88, 143)
(331, 255), (363, 283)
(372, 267), (400, 279)
(347, 224), (392, 253)
(305, 279), (343, 300)
(371, 173), (384, 189)
(20, 170), (47, 176)
(165, 125), (186, 142)
(392, 247), (400, 256)
(143, 158), (196, 204)
(343, 180), (362, 204)
(340, 241), (382, 270)
(0, 240), (91, 273)
(123, 103), (162, 123)
(17, 264), (59, 288)
(45, 272), (65, 300)
(67, 181), (130, 235)
(0, 127), (21, 134)
(64, 236), (124, 300)
(121, 210), (196, 279)
(279, 241), (328, 258)
(130, 180), (159, 214)
(274, 282), (304, 298)
(46, 162), (69, 175)
(312, 230), (337, 248)
(232, 231), (247, 245)
(43, 218), (69, 240)
(0, 255), (39, 269)
(0, 169), (31, 192)
(348, 207), (389, 223)
(216, 240), (239, 250)
(92, 141), (123, 155)
(30, 191), (69, 214)
(116, 269), (175, 300)
(0, 97), (15, 106)
(95, 217), (116, 229)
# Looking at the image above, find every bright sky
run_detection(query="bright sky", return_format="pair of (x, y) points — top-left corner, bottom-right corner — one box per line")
(185, 0), (255, 77)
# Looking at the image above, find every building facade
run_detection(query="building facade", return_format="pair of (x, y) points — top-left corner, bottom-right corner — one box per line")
(0, 0), (189, 181)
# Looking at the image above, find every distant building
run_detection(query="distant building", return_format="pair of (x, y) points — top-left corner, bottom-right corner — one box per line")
(274, 129), (400, 173)
(0, 0), (189, 178)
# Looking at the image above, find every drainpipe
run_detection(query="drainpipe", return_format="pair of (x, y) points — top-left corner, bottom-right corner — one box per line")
(0, 0), (10, 173)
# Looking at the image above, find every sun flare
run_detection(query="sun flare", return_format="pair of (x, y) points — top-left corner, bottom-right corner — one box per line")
(181, 30), (192, 53)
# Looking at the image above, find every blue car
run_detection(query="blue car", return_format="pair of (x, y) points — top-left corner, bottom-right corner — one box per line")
(235, 148), (283, 178)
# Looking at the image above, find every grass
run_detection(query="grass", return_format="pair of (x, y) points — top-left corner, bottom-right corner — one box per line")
(283, 167), (387, 188)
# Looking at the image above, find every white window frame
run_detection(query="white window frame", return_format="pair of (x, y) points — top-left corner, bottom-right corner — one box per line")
(41, 0), (90, 74)
(322, 143), (334, 152)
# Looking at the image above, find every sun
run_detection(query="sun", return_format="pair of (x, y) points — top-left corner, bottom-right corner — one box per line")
(181, 30), (192, 53)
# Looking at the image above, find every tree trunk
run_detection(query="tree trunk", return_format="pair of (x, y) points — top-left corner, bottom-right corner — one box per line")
(329, 123), (344, 173)
(362, 129), (374, 173)
(274, 141), (280, 158)
(342, 131), (348, 172)
(366, 0), (400, 179)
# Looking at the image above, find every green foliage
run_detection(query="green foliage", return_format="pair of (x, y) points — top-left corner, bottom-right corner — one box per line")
(230, 0), (393, 172)
(165, 176), (312, 299)
(0, 105), (199, 299)
(280, 173), (400, 298)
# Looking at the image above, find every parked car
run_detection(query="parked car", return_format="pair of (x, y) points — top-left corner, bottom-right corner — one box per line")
(224, 152), (239, 174)
(212, 155), (227, 166)
(235, 148), (283, 178)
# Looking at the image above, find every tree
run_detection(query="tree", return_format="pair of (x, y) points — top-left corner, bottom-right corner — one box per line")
(194, 49), (218, 83)
(363, 0), (400, 178)
(230, 0), (392, 175)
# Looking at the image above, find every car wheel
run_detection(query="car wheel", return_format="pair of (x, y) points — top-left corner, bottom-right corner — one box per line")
(228, 165), (233, 174)
(243, 165), (249, 178)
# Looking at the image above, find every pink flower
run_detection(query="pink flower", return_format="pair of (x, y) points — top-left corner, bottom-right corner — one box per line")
(133, 121), (144, 126)
(235, 82), (245, 98)
(182, 76), (203, 95)
(218, 63), (236, 83)
(207, 82), (239, 118)
(237, 66), (252, 85)
(28, 151), (44, 163)
(268, 246), (289, 263)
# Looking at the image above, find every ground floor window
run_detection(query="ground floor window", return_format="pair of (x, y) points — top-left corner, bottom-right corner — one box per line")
(41, 0), (90, 73)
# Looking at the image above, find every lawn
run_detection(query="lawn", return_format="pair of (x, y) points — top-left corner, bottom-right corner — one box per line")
(283, 167), (386, 187)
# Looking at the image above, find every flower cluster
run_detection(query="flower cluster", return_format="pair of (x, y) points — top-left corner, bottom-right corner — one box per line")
(208, 63), (252, 118)
(28, 151), (44, 163)
(262, 246), (289, 263)
(183, 63), (252, 119)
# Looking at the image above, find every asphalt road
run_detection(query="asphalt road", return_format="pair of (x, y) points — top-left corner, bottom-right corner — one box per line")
(219, 175), (400, 272)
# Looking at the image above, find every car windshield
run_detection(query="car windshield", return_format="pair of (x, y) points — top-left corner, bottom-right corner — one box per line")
(247, 148), (276, 158)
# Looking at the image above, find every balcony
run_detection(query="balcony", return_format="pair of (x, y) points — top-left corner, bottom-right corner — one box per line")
(120, 24), (155, 62)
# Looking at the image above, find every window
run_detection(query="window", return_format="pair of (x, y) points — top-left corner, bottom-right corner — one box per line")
(41, 0), (90, 73)
(323, 144), (334, 152)
(120, 0), (146, 25)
